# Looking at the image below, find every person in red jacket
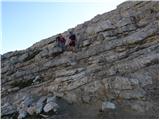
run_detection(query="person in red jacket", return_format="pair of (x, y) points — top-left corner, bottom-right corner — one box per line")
(56, 34), (66, 51)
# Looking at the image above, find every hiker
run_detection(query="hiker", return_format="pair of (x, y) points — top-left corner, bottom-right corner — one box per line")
(68, 31), (76, 52)
(56, 34), (66, 51)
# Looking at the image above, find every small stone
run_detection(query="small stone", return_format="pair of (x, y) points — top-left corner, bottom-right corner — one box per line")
(102, 101), (116, 111)
(43, 102), (59, 113)
(32, 76), (40, 83)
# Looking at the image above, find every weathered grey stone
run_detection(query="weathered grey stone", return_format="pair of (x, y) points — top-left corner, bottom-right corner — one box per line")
(130, 101), (153, 113)
(83, 39), (91, 46)
(119, 88), (146, 99)
(129, 78), (139, 86)
(63, 92), (77, 104)
(111, 76), (132, 90)
(35, 96), (47, 114)
(117, 1), (141, 10)
(14, 70), (26, 78)
(1, 103), (17, 116)
(43, 102), (59, 113)
(38, 48), (49, 58)
(27, 106), (36, 115)
(32, 76), (42, 84)
(97, 33), (105, 41)
(18, 53), (29, 62)
(18, 109), (27, 119)
(130, 71), (153, 87)
(55, 67), (85, 77)
(47, 96), (56, 103)
(111, 53), (158, 74)
(116, 17), (132, 27)
(20, 95), (34, 109)
(44, 57), (68, 67)
(1, 66), (9, 74)
(95, 20), (115, 33)
(48, 46), (62, 56)
(102, 101), (116, 111)
(82, 95), (91, 103)
(7, 87), (20, 92)
(85, 25), (97, 35)
(80, 81), (103, 103)
(123, 21), (158, 45)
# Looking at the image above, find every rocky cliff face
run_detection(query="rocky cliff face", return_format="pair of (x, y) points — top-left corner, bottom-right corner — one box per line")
(1, 1), (159, 119)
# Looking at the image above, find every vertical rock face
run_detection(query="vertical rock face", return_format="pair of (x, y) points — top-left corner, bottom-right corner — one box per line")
(1, 1), (159, 119)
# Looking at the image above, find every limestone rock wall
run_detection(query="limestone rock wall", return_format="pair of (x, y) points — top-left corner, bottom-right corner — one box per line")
(1, 1), (159, 118)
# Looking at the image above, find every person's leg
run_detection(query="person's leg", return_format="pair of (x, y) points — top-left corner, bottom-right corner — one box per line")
(62, 43), (66, 51)
(57, 42), (61, 48)
(72, 42), (76, 52)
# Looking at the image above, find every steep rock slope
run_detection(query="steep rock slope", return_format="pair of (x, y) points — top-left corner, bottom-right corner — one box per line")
(1, 1), (159, 118)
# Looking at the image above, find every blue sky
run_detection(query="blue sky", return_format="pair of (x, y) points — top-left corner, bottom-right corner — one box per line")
(1, 0), (125, 54)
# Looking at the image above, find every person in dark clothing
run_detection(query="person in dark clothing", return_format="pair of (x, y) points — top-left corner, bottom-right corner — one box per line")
(69, 31), (76, 51)
(56, 34), (66, 51)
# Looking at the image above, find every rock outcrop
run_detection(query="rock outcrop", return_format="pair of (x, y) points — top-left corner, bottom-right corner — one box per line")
(1, 1), (159, 118)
